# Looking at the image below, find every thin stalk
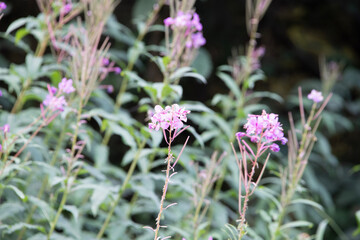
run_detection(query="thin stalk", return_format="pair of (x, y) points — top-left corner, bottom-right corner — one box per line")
(96, 139), (146, 239)
(46, 98), (84, 239)
(153, 130), (173, 240)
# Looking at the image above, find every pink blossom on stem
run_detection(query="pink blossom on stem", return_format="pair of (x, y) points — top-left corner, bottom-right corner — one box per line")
(58, 78), (75, 94)
(148, 104), (190, 131)
(236, 110), (287, 152)
(62, 3), (72, 14)
(307, 89), (323, 103)
(1, 124), (9, 133)
(0, 2), (6, 11)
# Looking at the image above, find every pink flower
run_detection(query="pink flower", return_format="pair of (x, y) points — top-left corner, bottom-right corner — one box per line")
(148, 104), (190, 131)
(0, 2), (6, 10)
(43, 95), (67, 111)
(186, 32), (206, 49)
(102, 57), (110, 66)
(58, 78), (75, 94)
(1, 124), (9, 133)
(62, 3), (72, 14)
(236, 110), (287, 151)
(0, 90), (2, 96)
(307, 89), (323, 103)
(114, 67), (121, 74)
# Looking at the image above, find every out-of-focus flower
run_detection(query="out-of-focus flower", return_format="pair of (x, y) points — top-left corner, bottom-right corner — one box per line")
(164, 11), (205, 49)
(62, 3), (72, 14)
(58, 78), (75, 94)
(149, 104), (190, 131)
(186, 32), (206, 49)
(0, 90), (2, 96)
(236, 110), (287, 152)
(1, 124), (9, 133)
(114, 67), (121, 74)
(307, 89), (323, 103)
(0, 2), (6, 11)
(107, 85), (114, 93)
(250, 46), (265, 71)
(102, 57), (110, 66)
(43, 94), (67, 111)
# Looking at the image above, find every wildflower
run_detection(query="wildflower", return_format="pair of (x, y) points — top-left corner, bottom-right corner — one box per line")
(0, 2), (6, 11)
(43, 85), (67, 111)
(62, 3), (72, 14)
(43, 95), (67, 111)
(236, 110), (287, 152)
(186, 32), (206, 49)
(307, 89), (323, 103)
(58, 78), (75, 94)
(102, 57), (110, 66)
(148, 104), (190, 131)
(1, 124), (9, 133)
(107, 85), (114, 93)
(114, 67), (121, 74)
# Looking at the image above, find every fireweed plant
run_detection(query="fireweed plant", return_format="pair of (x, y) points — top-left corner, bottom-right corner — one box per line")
(0, 0), (354, 240)
(232, 110), (287, 239)
(146, 104), (191, 240)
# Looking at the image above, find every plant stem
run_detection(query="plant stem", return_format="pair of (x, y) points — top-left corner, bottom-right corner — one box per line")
(46, 99), (83, 239)
(96, 140), (146, 239)
(153, 130), (173, 240)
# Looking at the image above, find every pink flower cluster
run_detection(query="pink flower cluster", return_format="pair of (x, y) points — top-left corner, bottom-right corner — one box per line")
(0, 2), (6, 11)
(148, 104), (190, 131)
(307, 89), (323, 103)
(164, 11), (206, 49)
(236, 110), (287, 152)
(43, 78), (75, 111)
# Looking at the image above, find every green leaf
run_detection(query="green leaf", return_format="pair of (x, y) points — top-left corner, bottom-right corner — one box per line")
(6, 185), (26, 201)
(169, 67), (192, 82)
(217, 72), (241, 100)
(161, 84), (173, 98)
(316, 220), (328, 240)
(291, 198), (325, 212)
(183, 72), (207, 84)
(186, 126), (204, 148)
(108, 122), (136, 148)
(15, 28), (29, 43)
(6, 17), (33, 35)
(28, 196), (56, 224)
(6, 223), (45, 234)
(353, 210), (360, 236)
(91, 187), (111, 216)
(192, 48), (213, 78)
(280, 220), (313, 230)
(0, 202), (25, 221)
(246, 91), (284, 103)
(26, 54), (43, 79)
(93, 144), (109, 168)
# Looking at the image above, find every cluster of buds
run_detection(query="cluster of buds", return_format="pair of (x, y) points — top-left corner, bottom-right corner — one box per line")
(236, 110), (287, 152)
(164, 8), (206, 73)
(164, 11), (206, 49)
